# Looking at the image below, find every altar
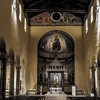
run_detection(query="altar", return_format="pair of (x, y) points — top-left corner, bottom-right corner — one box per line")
(50, 87), (62, 94)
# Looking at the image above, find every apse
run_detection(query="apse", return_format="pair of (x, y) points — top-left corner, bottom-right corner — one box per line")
(38, 30), (74, 93)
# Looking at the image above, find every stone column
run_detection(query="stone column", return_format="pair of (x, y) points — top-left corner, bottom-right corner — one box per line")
(92, 68), (95, 94)
(48, 72), (50, 87)
(62, 72), (64, 88)
(8, 49), (15, 96)
(16, 56), (21, 95)
(97, 65), (100, 96)
(64, 72), (68, 83)
(9, 59), (15, 96)
(16, 65), (21, 95)
(0, 52), (7, 98)
(90, 64), (97, 98)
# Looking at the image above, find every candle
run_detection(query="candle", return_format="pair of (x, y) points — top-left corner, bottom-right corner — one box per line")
(72, 85), (76, 96)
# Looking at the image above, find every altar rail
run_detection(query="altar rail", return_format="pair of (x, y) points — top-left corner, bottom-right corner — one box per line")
(0, 95), (45, 100)
(0, 95), (100, 100)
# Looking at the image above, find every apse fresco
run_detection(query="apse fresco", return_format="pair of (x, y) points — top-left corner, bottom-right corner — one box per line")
(38, 30), (74, 89)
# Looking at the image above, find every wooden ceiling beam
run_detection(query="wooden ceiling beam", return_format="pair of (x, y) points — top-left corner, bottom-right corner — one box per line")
(67, 1), (86, 9)
(28, 0), (45, 8)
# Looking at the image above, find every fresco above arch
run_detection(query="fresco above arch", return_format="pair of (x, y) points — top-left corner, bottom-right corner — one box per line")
(30, 12), (82, 26)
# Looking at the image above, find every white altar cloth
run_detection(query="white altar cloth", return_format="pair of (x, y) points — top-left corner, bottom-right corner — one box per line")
(50, 87), (62, 94)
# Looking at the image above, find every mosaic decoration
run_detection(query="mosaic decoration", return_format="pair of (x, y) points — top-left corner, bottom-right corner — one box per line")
(30, 12), (82, 26)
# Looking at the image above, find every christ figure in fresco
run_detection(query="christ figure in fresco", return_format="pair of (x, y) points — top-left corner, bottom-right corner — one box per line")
(52, 35), (61, 52)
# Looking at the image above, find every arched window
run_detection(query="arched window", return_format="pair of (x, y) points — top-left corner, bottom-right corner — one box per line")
(97, 0), (100, 6)
(85, 19), (88, 34)
(19, 4), (22, 22)
(91, 6), (93, 23)
(11, 0), (17, 24)
(12, 0), (16, 10)
(24, 18), (27, 32)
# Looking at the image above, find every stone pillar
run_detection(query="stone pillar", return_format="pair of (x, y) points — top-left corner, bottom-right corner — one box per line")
(9, 59), (15, 96)
(90, 64), (97, 98)
(16, 65), (21, 95)
(64, 72), (68, 83)
(43, 73), (44, 82)
(97, 65), (100, 96)
(92, 68), (95, 94)
(0, 38), (7, 98)
(8, 49), (15, 96)
(62, 72), (64, 88)
(48, 72), (50, 87)
(0, 52), (7, 98)
(16, 55), (21, 95)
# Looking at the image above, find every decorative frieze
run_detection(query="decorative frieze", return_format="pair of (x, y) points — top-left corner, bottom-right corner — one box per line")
(39, 51), (74, 59)
(30, 12), (82, 26)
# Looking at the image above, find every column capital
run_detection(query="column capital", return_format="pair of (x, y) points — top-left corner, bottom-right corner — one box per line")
(9, 58), (15, 65)
(89, 65), (97, 71)
(15, 56), (21, 69)
(16, 65), (21, 70)
(0, 52), (7, 60)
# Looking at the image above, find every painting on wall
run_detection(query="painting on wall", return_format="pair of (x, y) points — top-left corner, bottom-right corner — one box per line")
(30, 12), (82, 26)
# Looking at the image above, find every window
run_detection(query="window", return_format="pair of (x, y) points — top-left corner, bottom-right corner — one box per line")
(90, 6), (93, 23)
(24, 18), (27, 32)
(85, 19), (88, 34)
(97, 0), (100, 6)
(97, 0), (100, 12)
(12, 0), (16, 10)
(11, 0), (17, 24)
(96, 6), (100, 46)
(89, 69), (92, 79)
(19, 4), (22, 21)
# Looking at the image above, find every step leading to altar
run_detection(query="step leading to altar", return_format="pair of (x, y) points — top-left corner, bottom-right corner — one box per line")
(45, 94), (66, 100)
